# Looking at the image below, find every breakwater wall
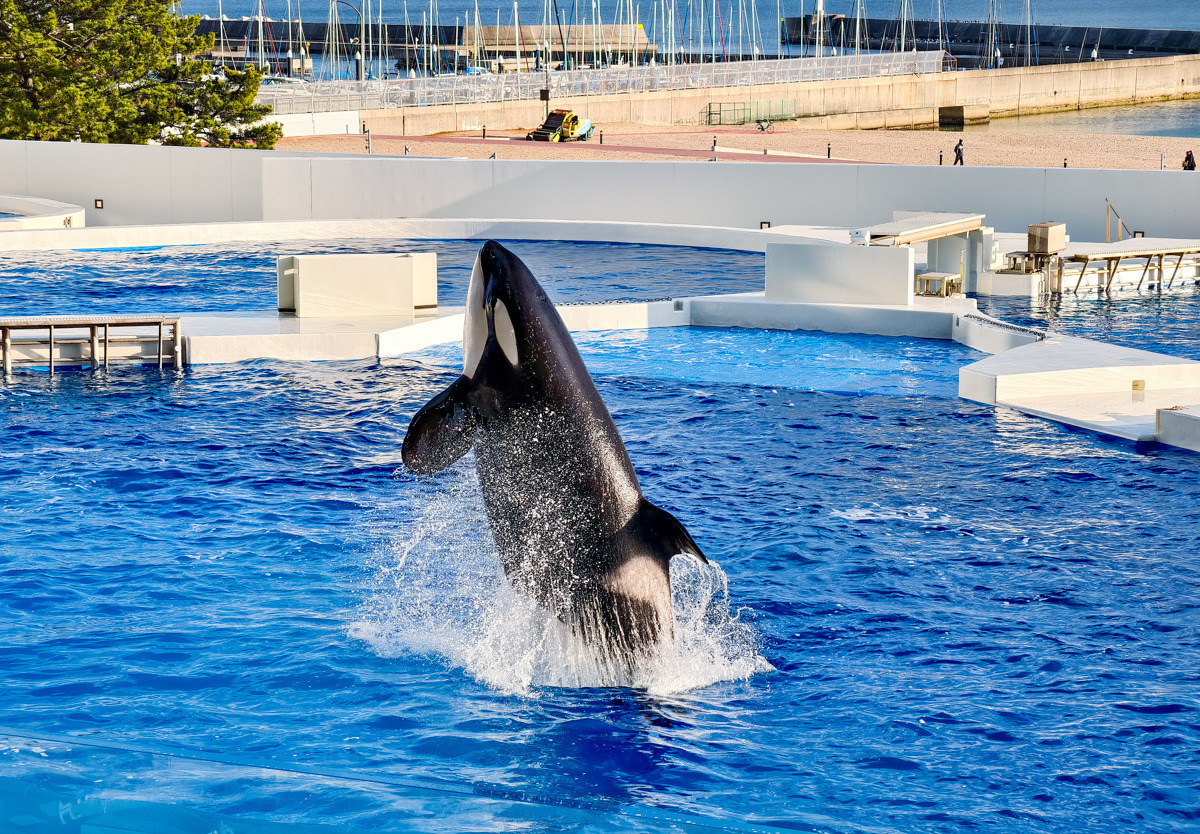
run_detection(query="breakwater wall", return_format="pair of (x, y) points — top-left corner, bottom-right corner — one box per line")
(781, 18), (1200, 65)
(349, 52), (1200, 134)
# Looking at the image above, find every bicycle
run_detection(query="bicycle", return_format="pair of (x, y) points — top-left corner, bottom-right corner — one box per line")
(755, 119), (774, 133)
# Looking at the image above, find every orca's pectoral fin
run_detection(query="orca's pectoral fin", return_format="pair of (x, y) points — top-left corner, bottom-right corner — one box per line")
(401, 375), (477, 474)
(635, 500), (708, 565)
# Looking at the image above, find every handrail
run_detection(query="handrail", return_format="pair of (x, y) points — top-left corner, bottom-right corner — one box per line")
(0, 314), (179, 328)
(1105, 198), (1135, 244)
(958, 313), (1047, 341)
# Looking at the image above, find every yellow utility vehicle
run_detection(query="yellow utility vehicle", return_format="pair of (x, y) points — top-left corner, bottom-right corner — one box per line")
(527, 110), (594, 142)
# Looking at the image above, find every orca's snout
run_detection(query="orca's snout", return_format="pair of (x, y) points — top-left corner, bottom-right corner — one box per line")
(478, 241), (517, 302)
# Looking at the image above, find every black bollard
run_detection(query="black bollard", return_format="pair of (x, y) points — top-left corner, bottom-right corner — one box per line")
(939, 151), (943, 165)
(599, 130), (603, 145)
(1064, 158), (1068, 168)
(827, 143), (831, 159)
(712, 136), (717, 151)
(482, 126), (486, 139)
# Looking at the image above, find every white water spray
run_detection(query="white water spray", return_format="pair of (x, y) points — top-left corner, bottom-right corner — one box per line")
(351, 464), (771, 696)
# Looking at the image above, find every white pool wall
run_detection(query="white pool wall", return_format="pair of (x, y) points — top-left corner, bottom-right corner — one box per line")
(0, 195), (85, 231)
(3, 139), (1200, 242)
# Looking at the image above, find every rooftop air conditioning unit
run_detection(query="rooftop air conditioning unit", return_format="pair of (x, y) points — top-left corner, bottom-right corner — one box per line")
(1028, 222), (1067, 254)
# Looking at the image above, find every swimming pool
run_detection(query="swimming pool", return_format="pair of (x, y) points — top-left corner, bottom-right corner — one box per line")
(0, 239), (765, 316)
(976, 283), (1200, 361)
(2, 242), (1199, 832)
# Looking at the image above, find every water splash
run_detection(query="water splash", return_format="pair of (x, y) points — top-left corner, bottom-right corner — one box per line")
(351, 466), (771, 696)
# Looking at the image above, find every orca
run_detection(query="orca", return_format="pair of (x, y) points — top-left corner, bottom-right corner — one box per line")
(402, 240), (705, 671)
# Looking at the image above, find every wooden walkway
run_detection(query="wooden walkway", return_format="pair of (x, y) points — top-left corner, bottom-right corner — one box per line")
(1060, 238), (1200, 293)
(0, 316), (183, 375)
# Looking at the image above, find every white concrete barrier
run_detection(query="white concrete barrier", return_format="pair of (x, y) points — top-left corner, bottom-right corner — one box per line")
(8, 138), (1200, 243)
(0, 195), (85, 231)
(765, 242), (914, 306)
(951, 313), (1044, 355)
(277, 252), (436, 317)
(270, 110), (362, 138)
(1157, 406), (1200, 453)
(690, 293), (971, 340)
(556, 300), (690, 332)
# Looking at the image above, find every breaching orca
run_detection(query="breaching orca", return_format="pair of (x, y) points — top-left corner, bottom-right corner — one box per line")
(402, 240), (705, 671)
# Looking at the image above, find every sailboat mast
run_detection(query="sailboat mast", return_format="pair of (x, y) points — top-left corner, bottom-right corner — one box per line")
(217, 0), (228, 65)
(255, 0), (265, 71)
(935, 0), (945, 54)
(514, 0), (523, 73)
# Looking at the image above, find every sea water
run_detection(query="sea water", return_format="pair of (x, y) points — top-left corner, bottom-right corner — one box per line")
(1, 240), (1199, 831)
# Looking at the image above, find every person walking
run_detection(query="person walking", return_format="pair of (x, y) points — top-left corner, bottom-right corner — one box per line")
(1184, 150), (1196, 171)
(953, 139), (964, 166)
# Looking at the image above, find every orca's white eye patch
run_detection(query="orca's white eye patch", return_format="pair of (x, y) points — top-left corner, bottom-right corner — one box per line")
(493, 299), (520, 367)
(463, 256), (486, 378)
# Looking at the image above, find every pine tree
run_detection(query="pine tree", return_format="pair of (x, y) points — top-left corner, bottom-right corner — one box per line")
(0, 0), (282, 148)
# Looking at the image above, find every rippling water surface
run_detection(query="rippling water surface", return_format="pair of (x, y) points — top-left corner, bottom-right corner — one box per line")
(976, 283), (1200, 360)
(0, 239), (763, 316)
(2, 242), (1199, 832)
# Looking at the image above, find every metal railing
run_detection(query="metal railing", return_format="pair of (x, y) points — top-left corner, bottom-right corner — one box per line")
(259, 51), (944, 115)
(703, 99), (807, 125)
(957, 313), (1047, 341)
(0, 316), (183, 375)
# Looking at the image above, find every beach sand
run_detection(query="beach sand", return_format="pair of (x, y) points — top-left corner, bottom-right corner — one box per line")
(279, 121), (1200, 169)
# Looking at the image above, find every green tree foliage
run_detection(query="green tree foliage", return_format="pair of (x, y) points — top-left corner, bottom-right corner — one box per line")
(0, 0), (282, 147)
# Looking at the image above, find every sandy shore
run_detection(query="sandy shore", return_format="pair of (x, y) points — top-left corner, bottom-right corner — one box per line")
(279, 120), (1200, 169)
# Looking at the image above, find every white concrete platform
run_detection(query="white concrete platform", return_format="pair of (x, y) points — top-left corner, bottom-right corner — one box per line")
(690, 293), (978, 340)
(865, 212), (986, 246)
(182, 312), (439, 364)
(376, 299), (692, 360)
(185, 299), (696, 365)
(185, 294), (985, 365)
(960, 334), (1200, 444)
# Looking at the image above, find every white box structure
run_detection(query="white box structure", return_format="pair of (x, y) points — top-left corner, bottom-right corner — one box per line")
(765, 243), (915, 306)
(277, 252), (437, 317)
(1158, 405), (1200, 453)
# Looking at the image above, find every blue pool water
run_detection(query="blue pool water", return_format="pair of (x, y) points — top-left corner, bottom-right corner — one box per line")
(0, 239), (763, 316)
(2, 242), (1200, 832)
(976, 283), (1200, 360)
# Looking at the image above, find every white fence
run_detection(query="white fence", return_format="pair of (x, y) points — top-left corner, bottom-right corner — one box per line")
(260, 51), (944, 114)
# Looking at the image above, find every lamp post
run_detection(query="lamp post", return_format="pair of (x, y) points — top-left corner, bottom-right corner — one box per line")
(336, 0), (367, 82)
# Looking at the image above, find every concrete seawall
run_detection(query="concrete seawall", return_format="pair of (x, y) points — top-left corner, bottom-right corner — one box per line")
(358, 53), (1200, 134)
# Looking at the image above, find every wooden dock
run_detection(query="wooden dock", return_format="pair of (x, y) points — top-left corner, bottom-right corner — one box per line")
(1057, 238), (1200, 293)
(0, 316), (183, 375)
